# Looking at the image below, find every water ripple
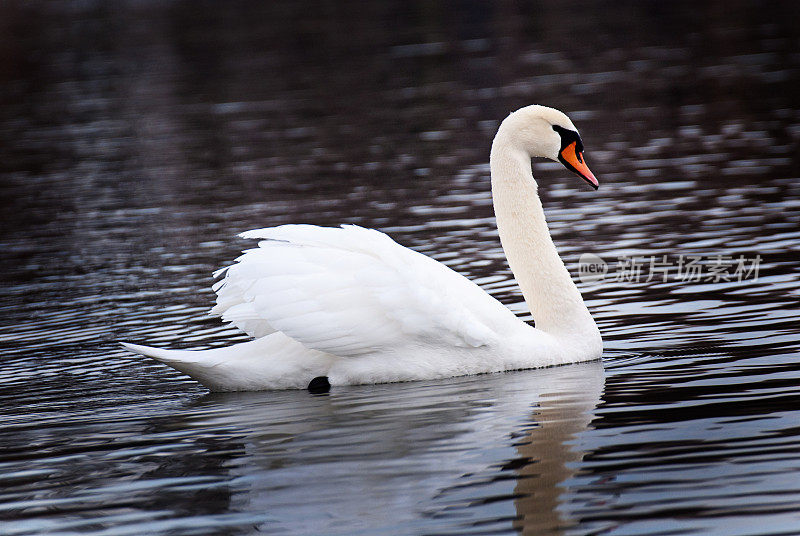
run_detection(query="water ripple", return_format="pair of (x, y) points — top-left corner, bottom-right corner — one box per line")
(1, 1), (799, 535)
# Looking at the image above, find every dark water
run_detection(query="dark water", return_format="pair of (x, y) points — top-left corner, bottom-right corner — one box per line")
(1, 1), (800, 534)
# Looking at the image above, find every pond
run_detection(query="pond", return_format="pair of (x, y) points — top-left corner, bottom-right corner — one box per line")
(1, 1), (799, 535)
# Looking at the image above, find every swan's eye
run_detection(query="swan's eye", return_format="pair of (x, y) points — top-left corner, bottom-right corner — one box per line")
(552, 125), (584, 153)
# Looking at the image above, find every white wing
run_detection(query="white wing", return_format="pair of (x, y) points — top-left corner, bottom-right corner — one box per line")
(210, 225), (519, 357)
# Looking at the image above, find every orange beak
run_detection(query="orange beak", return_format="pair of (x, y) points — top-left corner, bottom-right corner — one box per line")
(559, 142), (598, 190)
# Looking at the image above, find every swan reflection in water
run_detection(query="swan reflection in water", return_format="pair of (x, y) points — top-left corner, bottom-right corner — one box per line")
(156, 361), (604, 533)
(511, 362), (604, 534)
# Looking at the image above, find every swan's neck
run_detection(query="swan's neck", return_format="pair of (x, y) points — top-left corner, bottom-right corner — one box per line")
(490, 137), (596, 336)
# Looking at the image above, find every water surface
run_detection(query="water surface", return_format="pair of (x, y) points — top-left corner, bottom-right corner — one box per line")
(1, 1), (799, 535)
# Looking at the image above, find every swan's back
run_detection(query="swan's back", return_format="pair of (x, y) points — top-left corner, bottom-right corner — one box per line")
(210, 224), (522, 357)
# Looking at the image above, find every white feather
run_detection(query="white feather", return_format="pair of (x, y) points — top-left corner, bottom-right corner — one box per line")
(212, 225), (507, 356)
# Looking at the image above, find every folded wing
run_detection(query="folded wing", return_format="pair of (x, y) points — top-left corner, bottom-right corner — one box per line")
(210, 225), (515, 357)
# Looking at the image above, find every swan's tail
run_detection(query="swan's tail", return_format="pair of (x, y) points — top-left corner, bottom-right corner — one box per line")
(121, 342), (202, 364)
(120, 333), (333, 391)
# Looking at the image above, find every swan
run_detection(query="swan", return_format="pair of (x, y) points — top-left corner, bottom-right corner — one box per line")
(122, 104), (602, 391)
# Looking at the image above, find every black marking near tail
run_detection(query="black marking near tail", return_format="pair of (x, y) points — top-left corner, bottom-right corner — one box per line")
(307, 376), (331, 394)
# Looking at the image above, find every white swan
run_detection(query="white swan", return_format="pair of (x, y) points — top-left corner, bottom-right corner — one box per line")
(122, 105), (602, 391)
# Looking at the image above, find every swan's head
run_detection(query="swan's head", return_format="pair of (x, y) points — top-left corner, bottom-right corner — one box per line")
(497, 105), (598, 189)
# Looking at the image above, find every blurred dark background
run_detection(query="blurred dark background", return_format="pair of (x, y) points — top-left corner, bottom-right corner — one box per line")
(1, 0), (797, 300)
